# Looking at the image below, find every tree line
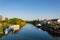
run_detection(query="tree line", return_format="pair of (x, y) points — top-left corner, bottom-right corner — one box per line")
(0, 17), (26, 32)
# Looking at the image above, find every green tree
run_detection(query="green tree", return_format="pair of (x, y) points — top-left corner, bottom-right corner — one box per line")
(9, 18), (26, 28)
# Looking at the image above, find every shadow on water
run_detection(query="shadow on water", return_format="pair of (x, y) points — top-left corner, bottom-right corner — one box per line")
(47, 31), (60, 38)
(0, 34), (4, 38)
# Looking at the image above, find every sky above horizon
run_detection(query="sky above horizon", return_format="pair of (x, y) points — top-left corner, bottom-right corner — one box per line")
(0, 0), (60, 20)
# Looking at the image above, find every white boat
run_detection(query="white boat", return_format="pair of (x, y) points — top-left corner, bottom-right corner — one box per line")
(36, 24), (42, 26)
(36, 24), (42, 28)
(4, 28), (9, 34)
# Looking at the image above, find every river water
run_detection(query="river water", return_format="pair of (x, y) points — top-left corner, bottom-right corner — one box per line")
(0, 24), (60, 40)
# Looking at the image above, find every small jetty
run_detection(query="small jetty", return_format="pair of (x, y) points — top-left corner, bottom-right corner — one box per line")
(3, 25), (20, 34)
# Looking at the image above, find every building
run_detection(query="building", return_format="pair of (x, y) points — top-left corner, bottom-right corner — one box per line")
(9, 25), (20, 31)
(51, 19), (58, 25)
(57, 19), (60, 23)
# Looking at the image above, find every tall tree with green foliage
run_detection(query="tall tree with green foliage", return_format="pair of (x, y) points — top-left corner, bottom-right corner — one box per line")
(9, 18), (26, 28)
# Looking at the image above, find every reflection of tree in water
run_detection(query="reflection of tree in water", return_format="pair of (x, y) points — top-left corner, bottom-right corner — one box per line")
(12, 30), (20, 34)
(46, 31), (60, 38)
(0, 34), (5, 38)
(37, 26), (60, 38)
(0, 29), (20, 38)
(0, 33), (10, 39)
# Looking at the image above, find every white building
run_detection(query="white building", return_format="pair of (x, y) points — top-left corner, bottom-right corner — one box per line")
(9, 25), (20, 31)
(57, 19), (60, 23)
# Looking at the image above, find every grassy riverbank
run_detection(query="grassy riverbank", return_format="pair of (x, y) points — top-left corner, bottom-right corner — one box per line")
(0, 27), (3, 32)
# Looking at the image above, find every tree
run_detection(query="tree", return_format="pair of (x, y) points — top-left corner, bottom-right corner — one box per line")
(0, 15), (2, 22)
(9, 18), (26, 28)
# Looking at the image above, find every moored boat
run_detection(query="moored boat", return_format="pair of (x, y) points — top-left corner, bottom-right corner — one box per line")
(36, 23), (42, 28)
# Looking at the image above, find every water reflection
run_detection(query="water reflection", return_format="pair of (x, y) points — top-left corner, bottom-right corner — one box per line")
(0, 24), (60, 40)
(48, 31), (60, 38)
(0, 34), (4, 38)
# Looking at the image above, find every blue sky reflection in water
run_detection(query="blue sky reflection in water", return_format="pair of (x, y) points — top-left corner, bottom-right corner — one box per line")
(0, 0), (60, 20)
(1, 24), (60, 40)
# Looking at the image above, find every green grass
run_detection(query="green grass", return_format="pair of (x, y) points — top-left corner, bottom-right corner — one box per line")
(0, 27), (3, 32)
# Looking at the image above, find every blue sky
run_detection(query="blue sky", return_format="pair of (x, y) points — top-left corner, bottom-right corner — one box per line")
(0, 0), (60, 20)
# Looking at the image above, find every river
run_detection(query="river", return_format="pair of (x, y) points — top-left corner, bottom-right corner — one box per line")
(0, 24), (60, 40)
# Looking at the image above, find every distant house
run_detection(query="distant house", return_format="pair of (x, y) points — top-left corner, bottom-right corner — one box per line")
(51, 19), (60, 25)
(57, 19), (60, 23)
(48, 19), (60, 29)
(51, 19), (58, 25)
